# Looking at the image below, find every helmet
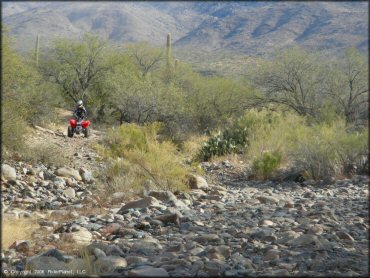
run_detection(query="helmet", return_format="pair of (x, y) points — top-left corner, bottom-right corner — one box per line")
(77, 100), (83, 108)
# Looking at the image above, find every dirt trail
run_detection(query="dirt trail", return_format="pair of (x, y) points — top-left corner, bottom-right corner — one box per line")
(25, 108), (104, 171)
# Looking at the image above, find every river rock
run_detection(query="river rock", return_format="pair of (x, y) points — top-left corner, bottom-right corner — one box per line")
(79, 168), (94, 183)
(154, 213), (181, 226)
(9, 240), (31, 252)
(128, 266), (170, 277)
(2, 164), (16, 180)
(63, 188), (76, 199)
(95, 256), (127, 273)
(188, 174), (209, 190)
(26, 256), (68, 273)
(131, 238), (163, 256)
(148, 190), (177, 203)
(62, 228), (92, 245)
(117, 197), (161, 214)
(55, 167), (82, 181)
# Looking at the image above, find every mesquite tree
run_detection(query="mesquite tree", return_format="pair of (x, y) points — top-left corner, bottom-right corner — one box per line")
(41, 34), (116, 103)
(323, 48), (369, 127)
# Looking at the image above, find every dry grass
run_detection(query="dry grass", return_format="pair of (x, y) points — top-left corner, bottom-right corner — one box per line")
(2, 218), (39, 250)
(209, 153), (245, 165)
(46, 107), (73, 131)
(181, 134), (208, 160)
(21, 141), (68, 167)
(97, 123), (192, 194)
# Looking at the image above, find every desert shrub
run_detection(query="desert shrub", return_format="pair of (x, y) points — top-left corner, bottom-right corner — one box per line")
(2, 31), (59, 154)
(22, 142), (68, 167)
(96, 123), (190, 194)
(252, 150), (282, 180)
(237, 109), (303, 163)
(180, 135), (208, 161)
(198, 126), (248, 161)
(2, 111), (28, 154)
(287, 120), (368, 179)
(98, 160), (139, 195)
(236, 109), (368, 180)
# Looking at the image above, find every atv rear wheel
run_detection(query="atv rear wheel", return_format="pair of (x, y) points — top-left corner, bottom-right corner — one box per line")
(68, 126), (74, 138)
(83, 127), (89, 138)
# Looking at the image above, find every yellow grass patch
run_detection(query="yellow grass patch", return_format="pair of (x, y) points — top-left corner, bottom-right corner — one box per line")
(2, 218), (39, 250)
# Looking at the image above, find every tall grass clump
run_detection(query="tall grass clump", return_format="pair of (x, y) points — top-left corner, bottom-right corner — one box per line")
(239, 109), (303, 160)
(2, 218), (39, 250)
(96, 123), (190, 194)
(252, 150), (282, 179)
(22, 142), (68, 167)
(238, 109), (368, 180)
(287, 120), (368, 179)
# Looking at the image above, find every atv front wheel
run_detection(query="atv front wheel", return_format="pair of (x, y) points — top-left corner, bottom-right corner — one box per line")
(68, 126), (74, 138)
(83, 127), (89, 138)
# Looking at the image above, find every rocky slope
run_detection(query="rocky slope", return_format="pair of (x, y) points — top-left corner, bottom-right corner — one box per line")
(1, 123), (369, 277)
(3, 2), (368, 56)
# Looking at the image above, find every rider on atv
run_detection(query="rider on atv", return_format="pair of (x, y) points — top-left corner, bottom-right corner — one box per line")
(74, 100), (87, 120)
(68, 100), (90, 138)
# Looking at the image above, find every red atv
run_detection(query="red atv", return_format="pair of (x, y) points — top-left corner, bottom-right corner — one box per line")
(68, 117), (91, 138)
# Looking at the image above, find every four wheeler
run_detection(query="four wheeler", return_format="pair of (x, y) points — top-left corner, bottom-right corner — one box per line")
(68, 117), (91, 138)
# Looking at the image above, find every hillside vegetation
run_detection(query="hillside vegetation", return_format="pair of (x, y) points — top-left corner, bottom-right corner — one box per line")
(3, 2), (368, 57)
(1, 20), (369, 277)
(2, 28), (368, 188)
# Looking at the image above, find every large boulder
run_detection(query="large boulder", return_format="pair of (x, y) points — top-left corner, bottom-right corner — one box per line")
(148, 190), (177, 203)
(79, 168), (94, 183)
(187, 174), (209, 190)
(63, 188), (76, 199)
(95, 256), (127, 274)
(55, 167), (82, 181)
(26, 256), (68, 273)
(154, 213), (181, 226)
(61, 228), (92, 246)
(256, 196), (279, 204)
(117, 197), (161, 214)
(128, 266), (169, 277)
(131, 238), (163, 256)
(2, 164), (16, 180)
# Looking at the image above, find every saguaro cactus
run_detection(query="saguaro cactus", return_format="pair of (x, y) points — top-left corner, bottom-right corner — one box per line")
(35, 35), (40, 67)
(166, 33), (172, 66)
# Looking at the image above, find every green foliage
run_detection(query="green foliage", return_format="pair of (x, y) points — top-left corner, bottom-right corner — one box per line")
(238, 109), (303, 160)
(96, 123), (190, 194)
(2, 29), (59, 152)
(40, 34), (117, 104)
(252, 150), (282, 180)
(287, 121), (368, 179)
(322, 47), (368, 128)
(126, 42), (164, 78)
(232, 108), (368, 180)
(199, 126), (248, 161)
(254, 47), (324, 118)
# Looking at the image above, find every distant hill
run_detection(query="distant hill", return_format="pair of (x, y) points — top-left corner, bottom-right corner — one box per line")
(2, 1), (368, 73)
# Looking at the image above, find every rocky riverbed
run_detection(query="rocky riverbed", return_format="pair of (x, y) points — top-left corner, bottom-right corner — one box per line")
(1, 160), (369, 277)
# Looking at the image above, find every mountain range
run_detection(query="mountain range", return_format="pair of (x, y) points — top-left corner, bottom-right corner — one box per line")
(2, 1), (368, 70)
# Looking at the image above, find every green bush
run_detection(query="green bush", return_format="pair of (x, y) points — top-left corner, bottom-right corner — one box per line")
(237, 109), (368, 180)
(287, 120), (368, 179)
(252, 150), (282, 180)
(198, 126), (248, 161)
(96, 123), (190, 193)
